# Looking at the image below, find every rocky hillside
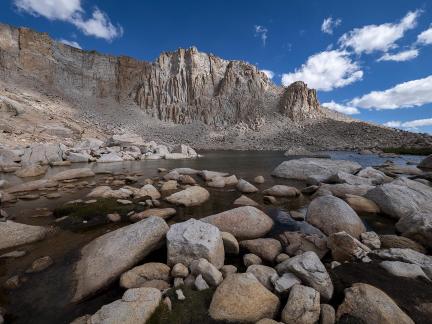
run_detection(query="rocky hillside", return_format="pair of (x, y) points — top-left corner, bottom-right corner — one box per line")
(0, 23), (431, 150)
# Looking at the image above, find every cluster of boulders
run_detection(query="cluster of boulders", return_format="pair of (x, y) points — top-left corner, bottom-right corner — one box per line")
(0, 133), (198, 174)
(2, 153), (432, 323)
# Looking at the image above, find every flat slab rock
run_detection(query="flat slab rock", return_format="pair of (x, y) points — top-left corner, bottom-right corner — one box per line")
(271, 158), (361, 180)
(0, 221), (50, 250)
(72, 217), (169, 302)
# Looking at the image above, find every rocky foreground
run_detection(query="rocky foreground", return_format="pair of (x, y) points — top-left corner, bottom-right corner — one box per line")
(1, 151), (432, 323)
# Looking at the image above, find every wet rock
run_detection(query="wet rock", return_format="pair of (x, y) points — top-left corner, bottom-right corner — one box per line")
(163, 170), (180, 181)
(194, 274), (210, 290)
(172, 168), (200, 175)
(418, 154), (432, 169)
(246, 264), (278, 291)
(380, 261), (429, 280)
(319, 304), (335, 324)
(272, 272), (301, 294)
(327, 231), (371, 262)
(171, 263), (189, 278)
(223, 175), (238, 186)
(120, 262), (170, 289)
(365, 178), (432, 219)
(165, 186), (210, 206)
(72, 217), (169, 302)
(306, 195), (366, 239)
(336, 283), (414, 324)
(107, 213), (121, 222)
(254, 175), (265, 184)
(221, 265), (237, 278)
(88, 287), (161, 324)
(263, 185), (300, 197)
(190, 258), (223, 286)
(244, 253), (262, 267)
(344, 194), (380, 214)
(276, 251), (333, 301)
(3, 275), (23, 290)
(26, 256), (53, 273)
(379, 235), (426, 254)
(130, 208), (176, 222)
(209, 273), (280, 322)
(360, 231), (381, 249)
(396, 211), (432, 249)
(281, 284), (320, 324)
(221, 231), (239, 255)
(135, 184), (161, 200)
(178, 175), (196, 185)
(200, 170), (229, 181)
(6, 179), (58, 193)
(319, 183), (374, 198)
(236, 179), (259, 193)
(207, 176), (226, 188)
(272, 158), (361, 181)
(0, 221), (49, 250)
(15, 164), (48, 177)
(166, 219), (224, 269)
(52, 168), (95, 181)
(278, 231), (328, 259)
(201, 206), (274, 240)
(357, 167), (392, 184)
(87, 186), (132, 199)
(240, 238), (282, 262)
(233, 195), (259, 207)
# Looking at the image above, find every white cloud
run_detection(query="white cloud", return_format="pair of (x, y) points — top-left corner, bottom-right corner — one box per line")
(261, 69), (274, 79)
(281, 50), (363, 91)
(339, 10), (421, 54)
(72, 8), (123, 40)
(350, 75), (432, 109)
(377, 49), (419, 62)
(322, 101), (360, 115)
(321, 17), (342, 34)
(59, 39), (81, 49)
(14, 0), (123, 41)
(254, 25), (268, 46)
(384, 118), (432, 129)
(417, 26), (432, 45)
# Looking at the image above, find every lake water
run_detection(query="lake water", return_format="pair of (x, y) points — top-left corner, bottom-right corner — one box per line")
(0, 151), (425, 323)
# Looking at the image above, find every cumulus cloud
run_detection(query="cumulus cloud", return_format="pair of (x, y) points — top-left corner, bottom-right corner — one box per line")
(339, 10), (421, 54)
(417, 26), (432, 45)
(322, 101), (360, 115)
(14, 0), (123, 41)
(59, 39), (81, 49)
(350, 75), (432, 109)
(254, 25), (268, 46)
(384, 118), (432, 129)
(377, 49), (419, 62)
(261, 69), (274, 79)
(281, 50), (363, 91)
(321, 17), (342, 34)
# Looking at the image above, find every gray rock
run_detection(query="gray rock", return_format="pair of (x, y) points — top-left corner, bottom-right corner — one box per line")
(327, 171), (373, 186)
(209, 273), (280, 323)
(281, 284), (320, 324)
(320, 304), (336, 324)
(336, 283), (414, 324)
(0, 221), (49, 250)
(201, 206), (274, 240)
(97, 152), (123, 163)
(200, 170), (229, 181)
(272, 272), (301, 294)
(263, 185), (300, 197)
(74, 138), (104, 151)
(278, 231), (328, 259)
(327, 231), (371, 262)
(357, 167), (392, 184)
(396, 211), (432, 249)
(418, 154), (432, 169)
(67, 152), (92, 163)
(88, 287), (161, 324)
(379, 261), (429, 280)
(236, 179), (258, 193)
(165, 186), (210, 206)
(244, 253), (262, 267)
(72, 217), (169, 302)
(52, 168), (95, 181)
(21, 143), (63, 166)
(276, 251), (333, 301)
(272, 158), (361, 181)
(194, 274), (210, 290)
(320, 183), (375, 198)
(15, 164), (48, 177)
(5, 179), (58, 193)
(190, 258), (223, 286)
(233, 195), (259, 207)
(360, 231), (381, 249)
(306, 195), (366, 238)
(166, 219), (224, 269)
(246, 264), (278, 291)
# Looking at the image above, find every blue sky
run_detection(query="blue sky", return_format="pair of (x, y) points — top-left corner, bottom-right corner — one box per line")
(1, 0), (432, 133)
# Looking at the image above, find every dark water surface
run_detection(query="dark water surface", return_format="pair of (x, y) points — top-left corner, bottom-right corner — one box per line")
(0, 151), (424, 323)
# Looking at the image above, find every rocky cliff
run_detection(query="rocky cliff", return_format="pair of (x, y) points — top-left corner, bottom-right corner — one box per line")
(0, 23), (321, 127)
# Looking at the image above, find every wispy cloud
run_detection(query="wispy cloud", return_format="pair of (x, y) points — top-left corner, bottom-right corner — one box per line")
(377, 48), (419, 62)
(321, 17), (342, 34)
(322, 101), (360, 115)
(14, 0), (123, 41)
(254, 25), (268, 47)
(384, 118), (432, 130)
(417, 25), (432, 45)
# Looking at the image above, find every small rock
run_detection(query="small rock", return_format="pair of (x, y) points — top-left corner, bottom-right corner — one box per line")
(244, 253), (262, 267)
(130, 208), (176, 222)
(281, 284), (320, 324)
(0, 250), (26, 258)
(254, 175), (265, 184)
(263, 185), (300, 197)
(221, 231), (239, 254)
(233, 195), (259, 207)
(246, 264), (278, 291)
(320, 304), (336, 324)
(117, 199), (132, 205)
(220, 265), (237, 278)
(161, 180), (178, 191)
(272, 272), (301, 294)
(163, 296), (172, 312)
(174, 277), (184, 288)
(379, 261), (429, 280)
(26, 256), (53, 273)
(190, 258), (223, 286)
(275, 253), (290, 263)
(120, 262), (170, 289)
(360, 231), (381, 249)
(176, 289), (186, 300)
(236, 179), (259, 193)
(107, 213), (121, 222)
(240, 238), (282, 262)
(171, 263), (189, 278)
(327, 231), (371, 262)
(194, 274), (210, 291)
(165, 186), (210, 207)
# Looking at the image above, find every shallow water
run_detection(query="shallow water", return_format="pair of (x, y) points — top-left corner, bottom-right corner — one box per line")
(0, 150), (424, 323)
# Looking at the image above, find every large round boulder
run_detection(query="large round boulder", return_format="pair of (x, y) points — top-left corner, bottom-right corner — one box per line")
(201, 206), (274, 240)
(209, 273), (280, 322)
(306, 195), (366, 238)
(166, 219), (224, 269)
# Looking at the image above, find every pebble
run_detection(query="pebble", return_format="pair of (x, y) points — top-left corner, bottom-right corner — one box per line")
(176, 289), (186, 300)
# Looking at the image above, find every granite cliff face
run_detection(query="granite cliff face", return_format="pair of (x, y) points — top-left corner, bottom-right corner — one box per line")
(0, 23), (321, 127)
